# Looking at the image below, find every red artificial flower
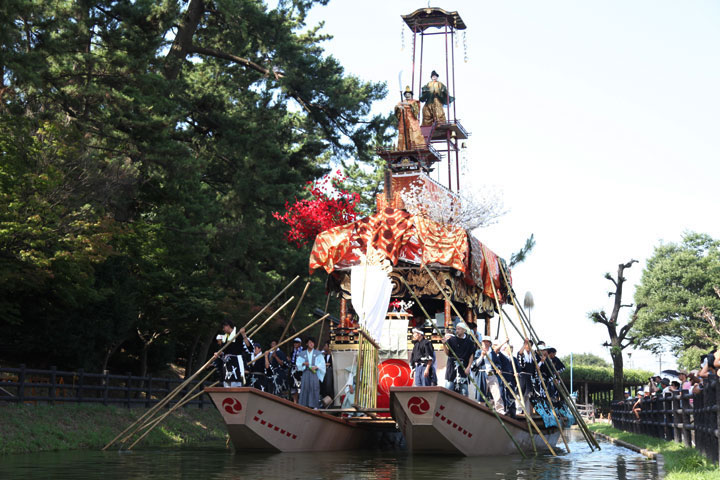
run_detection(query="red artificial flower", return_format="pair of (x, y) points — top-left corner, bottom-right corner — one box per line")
(272, 172), (359, 247)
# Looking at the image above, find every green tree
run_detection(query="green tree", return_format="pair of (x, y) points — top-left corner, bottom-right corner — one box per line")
(561, 352), (610, 368)
(0, 0), (385, 372)
(633, 233), (720, 360)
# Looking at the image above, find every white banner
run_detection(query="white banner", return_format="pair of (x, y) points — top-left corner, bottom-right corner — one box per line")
(350, 265), (392, 342)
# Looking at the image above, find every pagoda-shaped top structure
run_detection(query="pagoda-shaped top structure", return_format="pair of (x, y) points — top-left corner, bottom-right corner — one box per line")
(379, 7), (469, 193)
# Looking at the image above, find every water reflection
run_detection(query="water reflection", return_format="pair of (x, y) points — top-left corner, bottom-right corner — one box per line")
(0, 430), (658, 480)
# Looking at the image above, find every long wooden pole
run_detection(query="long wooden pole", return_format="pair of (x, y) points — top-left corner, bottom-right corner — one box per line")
(413, 270), (554, 455)
(498, 265), (600, 450)
(102, 278), (299, 451)
(136, 369), (216, 432)
(399, 275), (528, 458)
(127, 380), (219, 450)
(248, 314), (329, 366)
(242, 275), (300, 330)
(103, 329), (236, 450)
(478, 246), (569, 453)
(247, 296), (295, 337)
(278, 281), (311, 343)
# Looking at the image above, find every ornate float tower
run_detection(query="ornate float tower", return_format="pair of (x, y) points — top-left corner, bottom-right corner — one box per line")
(378, 7), (469, 196)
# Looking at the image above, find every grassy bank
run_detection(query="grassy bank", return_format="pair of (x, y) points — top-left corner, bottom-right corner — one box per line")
(0, 403), (227, 455)
(588, 423), (720, 480)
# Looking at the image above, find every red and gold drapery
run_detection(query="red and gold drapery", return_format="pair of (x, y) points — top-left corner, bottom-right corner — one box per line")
(309, 208), (508, 301)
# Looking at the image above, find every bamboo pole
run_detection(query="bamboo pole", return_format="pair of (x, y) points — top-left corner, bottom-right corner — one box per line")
(136, 369), (216, 432)
(489, 306), (538, 453)
(103, 328), (236, 450)
(412, 271), (554, 455)
(127, 380), (219, 450)
(399, 275), (528, 458)
(497, 265), (600, 451)
(498, 266), (598, 449)
(242, 275), (300, 330)
(103, 278), (300, 451)
(119, 370), (218, 446)
(248, 314), (329, 366)
(278, 281), (311, 343)
(247, 296), (295, 337)
(478, 246), (569, 453)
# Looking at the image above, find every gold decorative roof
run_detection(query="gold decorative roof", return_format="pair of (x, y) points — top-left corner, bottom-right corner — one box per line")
(402, 8), (467, 31)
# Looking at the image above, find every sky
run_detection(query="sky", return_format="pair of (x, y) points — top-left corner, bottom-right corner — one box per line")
(304, 1), (720, 373)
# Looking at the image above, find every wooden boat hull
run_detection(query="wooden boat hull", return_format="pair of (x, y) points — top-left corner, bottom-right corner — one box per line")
(205, 387), (371, 452)
(390, 386), (560, 456)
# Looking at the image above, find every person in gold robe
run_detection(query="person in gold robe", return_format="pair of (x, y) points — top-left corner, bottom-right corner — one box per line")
(394, 86), (425, 150)
(420, 70), (454, 126)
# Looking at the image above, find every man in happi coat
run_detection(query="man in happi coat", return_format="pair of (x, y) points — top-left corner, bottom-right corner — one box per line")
(394, 86), (425, 150)
(469, 336), (506, 414)
(443, 323), (475, 396)
(542, 347), (565, 401)
(264, 340), (288, 396)
(411, 328), (436, 386)
(500, 343), (518, 417)
(419, 70), (454, 126)
(516, 339), (535, 415)
(296, 337), (326, 409)
(289, 337), (304, 402)
(319, 342), (335, 400)
(215, 321), (245, 387)
(247, 342), (267, 391)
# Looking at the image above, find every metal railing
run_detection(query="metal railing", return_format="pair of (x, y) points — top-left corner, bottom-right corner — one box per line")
(0, 364), (216, 408)
(611, 374), (720, 463)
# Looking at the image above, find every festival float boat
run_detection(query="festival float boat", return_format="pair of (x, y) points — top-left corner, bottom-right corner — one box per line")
(205, 387), (373, 453)
(208, 7), (586, 456)
(390, 386), (561, 456)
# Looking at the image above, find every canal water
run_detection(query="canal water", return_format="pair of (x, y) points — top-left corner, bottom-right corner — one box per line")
(0, 429), (659, 479)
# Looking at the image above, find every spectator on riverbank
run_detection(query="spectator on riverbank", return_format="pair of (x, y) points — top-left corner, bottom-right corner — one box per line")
(699, 353), (717, 379)
(632, 390), (643, 419)
(648, 375), (662, 394)
(659, 378), (670, 394)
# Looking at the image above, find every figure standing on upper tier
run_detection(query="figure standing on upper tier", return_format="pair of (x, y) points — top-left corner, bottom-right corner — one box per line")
(420, 70), (453, 126)
(395, 86), (425, 150)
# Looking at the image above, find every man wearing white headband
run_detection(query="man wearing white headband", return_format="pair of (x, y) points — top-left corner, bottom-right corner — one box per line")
(411, 328), (436, 386)
(443, 322), (476, 397)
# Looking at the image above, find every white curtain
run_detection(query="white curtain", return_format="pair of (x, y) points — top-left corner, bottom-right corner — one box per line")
(350, 265), (392, 342)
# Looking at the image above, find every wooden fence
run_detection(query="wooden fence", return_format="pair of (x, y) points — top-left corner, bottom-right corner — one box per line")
(611, 374), (720, 464)
(0, 365), (217, 409)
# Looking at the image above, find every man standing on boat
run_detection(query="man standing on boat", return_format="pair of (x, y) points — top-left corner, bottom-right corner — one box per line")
(516, 339), (535, 416)
(469, 336), (506, 414)
(247, 342), (267, 391)
(214, 321), (246, 387)
(411, 328), (436, 386)
(296, 337), (326, 409)
(289, 337), (303, 403)
(266, 340), (288, 396)
(443, 323), (475, 396)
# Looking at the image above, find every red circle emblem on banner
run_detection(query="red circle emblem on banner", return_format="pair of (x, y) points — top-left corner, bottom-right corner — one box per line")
(376, 359), (412, 415)
(222, 397), (242, 414)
